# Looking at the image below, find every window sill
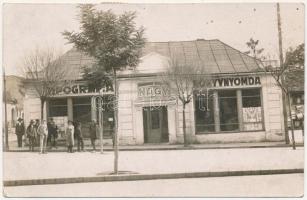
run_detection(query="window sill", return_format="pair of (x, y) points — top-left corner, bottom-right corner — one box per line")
(196, 129), (265, 135)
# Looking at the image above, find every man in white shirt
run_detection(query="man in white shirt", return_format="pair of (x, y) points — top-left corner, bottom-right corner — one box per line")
(37, 120), (48, 154)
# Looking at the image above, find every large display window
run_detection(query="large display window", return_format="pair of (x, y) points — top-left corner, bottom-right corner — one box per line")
(242, 89), (263, 131)
(195, 91), (215, 132)
(219, 90), (239, 131)
(195, 88), (264, 134)
(49, 98), (67, 117)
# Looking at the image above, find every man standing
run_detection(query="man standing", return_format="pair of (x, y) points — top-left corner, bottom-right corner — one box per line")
(34, 119), (40, 147)
(26, 120), (36, 152)
(47, 118), (58, 149)
(89, 120), (97, 151)
(37, 120), (48, 154)
(15, 118), (25, 148)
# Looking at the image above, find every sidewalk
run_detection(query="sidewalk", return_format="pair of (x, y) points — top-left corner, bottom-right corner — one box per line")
(6, 138), (303, 152)
(7, 129), (304, 152)
(3, 147), (304, 186)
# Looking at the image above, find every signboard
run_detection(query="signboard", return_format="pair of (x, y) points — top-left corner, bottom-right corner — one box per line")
(138, 84), (170, 98)
(50, 84), (114, 96)
(213, 76), (261, 87)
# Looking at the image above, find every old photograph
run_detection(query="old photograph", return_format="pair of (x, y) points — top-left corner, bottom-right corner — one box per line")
(2, 2), (304, 197)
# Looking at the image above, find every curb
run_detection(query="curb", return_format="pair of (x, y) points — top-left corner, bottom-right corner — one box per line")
(4, 168), (304, 187)
(6, 143), (303, 153)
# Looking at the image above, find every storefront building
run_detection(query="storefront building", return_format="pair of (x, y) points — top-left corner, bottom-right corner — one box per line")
(24, 39), (286, 144)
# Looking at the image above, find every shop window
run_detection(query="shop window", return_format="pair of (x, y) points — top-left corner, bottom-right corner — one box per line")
(242, 89), (263, 131)
(49, 98), (67, 117)
(73, 97), (91, 120)
(194, 88), (264, 134)
(219, 90), (239, 131)
(194, 91), (215, 133)
(96, 95), (115, 138)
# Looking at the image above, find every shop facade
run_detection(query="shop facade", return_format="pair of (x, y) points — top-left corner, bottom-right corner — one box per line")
(24, 39), (286, 144)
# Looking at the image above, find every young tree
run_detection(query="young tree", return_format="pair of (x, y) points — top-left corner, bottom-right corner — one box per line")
(63, 4), (146, 174)
(160, 57), (211, 147)
(23, 47), (70, 120)
(265, 43), (305, 150)
(245, 38), (264, 59)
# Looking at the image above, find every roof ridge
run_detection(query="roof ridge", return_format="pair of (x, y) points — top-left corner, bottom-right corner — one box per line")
(145, 39), (220, 44)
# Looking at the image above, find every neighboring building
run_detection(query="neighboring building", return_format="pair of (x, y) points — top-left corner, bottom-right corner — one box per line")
(285, 68), (304, 130)
(24, 39), (286, 144)
(3, 75), (25, 130)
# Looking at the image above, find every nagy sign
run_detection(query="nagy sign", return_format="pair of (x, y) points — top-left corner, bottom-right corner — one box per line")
(138, 85), (170, 98)
(213, 76), (261, 87)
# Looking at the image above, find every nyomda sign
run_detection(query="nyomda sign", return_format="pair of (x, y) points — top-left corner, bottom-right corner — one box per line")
(213, 76), (261, 87)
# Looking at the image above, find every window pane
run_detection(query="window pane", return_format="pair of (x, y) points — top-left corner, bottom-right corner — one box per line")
(73, 97), (91, 105)
(151, 110), (160, 129)
(49, 98), (67, 117)
(219, 90), (239, 131)
(95, 95), (115, 138)
(194, 91), (215, 133)
(242, 89), (263, 131)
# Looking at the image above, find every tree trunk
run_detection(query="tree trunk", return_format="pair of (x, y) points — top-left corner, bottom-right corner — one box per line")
(287, 92), (296, 150)
(40, 98), (45, 121)
(281, 89), (290, 144)
(182, 103), (188, 147)
(113, 69), (119, 174)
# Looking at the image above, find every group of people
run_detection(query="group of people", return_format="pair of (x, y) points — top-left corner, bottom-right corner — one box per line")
(15, 118), (101, 153)
(66, 119), (100, 153)
(15, 118), (51, 153)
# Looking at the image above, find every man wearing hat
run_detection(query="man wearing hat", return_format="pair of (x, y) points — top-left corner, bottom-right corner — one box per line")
(15, 118), (25, 147)
(26, 120), (36, 151)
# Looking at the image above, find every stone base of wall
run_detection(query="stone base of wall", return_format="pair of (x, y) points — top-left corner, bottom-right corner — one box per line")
(118, 131), (285, 145)
(119, 136), (137, 145)
(194, 131), (284, 144)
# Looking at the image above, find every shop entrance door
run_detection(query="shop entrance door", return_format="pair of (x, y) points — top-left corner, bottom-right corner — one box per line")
(143, 106), (169, 143)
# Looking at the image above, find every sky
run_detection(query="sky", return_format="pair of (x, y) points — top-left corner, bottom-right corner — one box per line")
(3, 3), (305, 76)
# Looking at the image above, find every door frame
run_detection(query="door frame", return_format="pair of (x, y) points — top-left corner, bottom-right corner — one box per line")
(143, 106), (169, 143)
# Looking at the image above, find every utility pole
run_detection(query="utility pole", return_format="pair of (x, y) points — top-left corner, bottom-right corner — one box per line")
(113, 68), (119, 174)
(276, 3), (291, 145)
(3, 68), (9, 151)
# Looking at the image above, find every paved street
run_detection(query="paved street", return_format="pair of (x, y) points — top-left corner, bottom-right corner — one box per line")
(4, 147), (304, 181)
(4, 173), (303, 197)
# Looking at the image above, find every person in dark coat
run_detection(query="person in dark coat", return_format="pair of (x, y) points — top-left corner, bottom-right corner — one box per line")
(75, 122), (84, 152)
(89, 120), (98, 151)
(26, 120), (36, 151)
(15, 118), (25, 147)
(47, 118), (58, 149)
(34, 119), (40, 146)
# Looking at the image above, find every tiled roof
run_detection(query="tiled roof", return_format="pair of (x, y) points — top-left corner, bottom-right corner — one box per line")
(60, 39), (264, 80)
